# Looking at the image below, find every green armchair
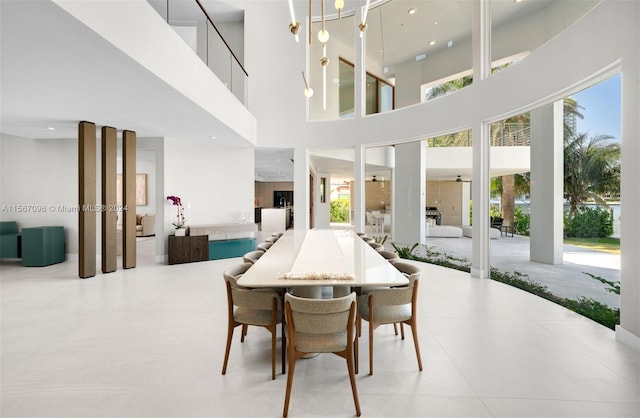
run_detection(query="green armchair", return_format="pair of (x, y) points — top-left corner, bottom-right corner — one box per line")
(21, 226), (65, 267)
(0, 221), (20, 258)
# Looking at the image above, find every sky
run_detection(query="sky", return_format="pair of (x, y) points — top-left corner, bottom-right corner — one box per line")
(571, 73), (621, 142)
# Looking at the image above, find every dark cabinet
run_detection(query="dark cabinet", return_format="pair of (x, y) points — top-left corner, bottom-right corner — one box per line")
(168, 235), (209, 265)
(255, 207), (262, 224)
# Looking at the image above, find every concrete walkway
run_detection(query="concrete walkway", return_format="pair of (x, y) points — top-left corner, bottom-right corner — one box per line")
(402, 233), (621, 309)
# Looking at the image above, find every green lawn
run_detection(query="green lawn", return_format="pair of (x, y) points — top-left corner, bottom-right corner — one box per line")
(564, 237), (620, 254)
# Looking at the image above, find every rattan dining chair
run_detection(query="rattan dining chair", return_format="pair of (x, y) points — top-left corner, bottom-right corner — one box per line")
(379, 250), (400, 264)
(357, 261), (423, 375)
(222, 263), (285, 380)
(265, 236), (279, 244)
(243, 250), (264, 264)
(256, 242), (273, 252)
(282, 292), (361, 417)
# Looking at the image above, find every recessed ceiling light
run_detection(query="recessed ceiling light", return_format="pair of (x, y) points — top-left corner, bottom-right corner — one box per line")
(434, 21), (438, 25)
(408, 8), (416, 15)
(514, 0), (523, 3)
(429, 40), (436, 46)
(210, 136), (217, 139)
(47, 127), (55, 131)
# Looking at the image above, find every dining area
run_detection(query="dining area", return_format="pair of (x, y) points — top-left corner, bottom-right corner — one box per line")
(2, 229), (635, 418)
(222, 229), (423, 417)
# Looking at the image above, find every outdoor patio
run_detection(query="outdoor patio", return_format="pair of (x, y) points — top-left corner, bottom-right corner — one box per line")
(412, 234), (621, 309)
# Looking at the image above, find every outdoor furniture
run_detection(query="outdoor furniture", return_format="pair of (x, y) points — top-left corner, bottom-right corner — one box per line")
(425, 223), (463, 238)
(500, 225), (515, 237)
(461, 226), (501, 239)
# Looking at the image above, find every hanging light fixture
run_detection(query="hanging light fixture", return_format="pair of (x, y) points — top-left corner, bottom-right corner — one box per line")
(302, 71), (314, 98)
(359, 0), (371, 37)
(335, 0), (344, 18)
(287, 0), (371, 106)
(287, 0), (300, 42)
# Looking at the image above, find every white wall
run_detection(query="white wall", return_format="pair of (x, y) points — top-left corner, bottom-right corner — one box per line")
(134, 151), (156, 217)
(0, 133), (78, 254)
(163, 137), (254, 254)
(54, 0), (256, 145)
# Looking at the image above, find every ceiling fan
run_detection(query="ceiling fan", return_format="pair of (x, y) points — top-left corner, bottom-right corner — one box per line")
(455, 175), (471, 183)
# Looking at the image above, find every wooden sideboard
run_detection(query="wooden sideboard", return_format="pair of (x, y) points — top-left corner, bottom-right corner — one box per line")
(168, 235), (208, 265)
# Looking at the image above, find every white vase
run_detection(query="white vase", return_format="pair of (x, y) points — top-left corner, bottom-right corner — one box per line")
(175, 228), (186, 237)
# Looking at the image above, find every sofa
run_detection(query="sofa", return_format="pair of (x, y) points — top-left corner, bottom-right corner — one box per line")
(0, 221), (20, 258)
(424, 218), (463, 238)
(136, 214), (155, 237)
(461, 225), (501, 239)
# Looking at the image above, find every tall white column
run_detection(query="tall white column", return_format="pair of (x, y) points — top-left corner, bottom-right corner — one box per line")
(529, 101), (564, 264)
(617, 1), (640, 349)
(293, 146), (309, 231)
(471, 122), (491, 279)
(353, 145), (365, 233)
(470, 0), (491, 279)
(472, 0), (491, 82)
(354, 4), (365, 119)
(393, 141), (425, 246)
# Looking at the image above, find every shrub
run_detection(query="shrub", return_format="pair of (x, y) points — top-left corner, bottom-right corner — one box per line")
(565, 206), (613, 238)
(513, 206), (530, 236)
(329, 198), (350, 223)
(392, 243), (620, 330)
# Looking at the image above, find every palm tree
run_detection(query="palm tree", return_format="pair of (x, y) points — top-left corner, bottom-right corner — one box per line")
(426, 75), (473, 100)
(564, 132), (620, 219)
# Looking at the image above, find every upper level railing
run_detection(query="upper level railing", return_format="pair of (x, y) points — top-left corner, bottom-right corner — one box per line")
(427, 123), (531, 148)
(147, 0), (248, 105)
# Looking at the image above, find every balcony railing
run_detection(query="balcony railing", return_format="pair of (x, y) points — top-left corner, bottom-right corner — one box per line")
(427, 123), (531, 148)
(148, 0), (248, 105)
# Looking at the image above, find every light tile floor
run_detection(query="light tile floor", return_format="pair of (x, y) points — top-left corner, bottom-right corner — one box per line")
(1, 237), (638, 417)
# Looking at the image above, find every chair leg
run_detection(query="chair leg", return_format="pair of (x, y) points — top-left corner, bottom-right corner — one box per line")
(368, 321), (374, 375)
(222, 325), (235, 375)
(281, 321), (286, 375)
(409, 321), (423, 371)
(400, 322), (405, 340)
(393, 323), (398, 335)
(271, 326), (277, 380)
(241, 324), (248, 342)
(354, 328), (359, 375)
(346, 351), (362, 417)
(282, 355), (296, 418)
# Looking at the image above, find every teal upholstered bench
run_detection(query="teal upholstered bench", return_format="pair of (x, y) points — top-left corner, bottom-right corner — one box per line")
(21, 226), (65, 267)
(208, 238), (256, 260)
(0, 221), (21, 259)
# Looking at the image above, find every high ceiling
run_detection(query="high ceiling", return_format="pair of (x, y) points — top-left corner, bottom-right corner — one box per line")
(1, 0), (554, 182)
(257, 0), (553, 182)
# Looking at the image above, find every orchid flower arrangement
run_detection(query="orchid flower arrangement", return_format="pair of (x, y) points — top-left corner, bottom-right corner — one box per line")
(166, 195), (186, 229)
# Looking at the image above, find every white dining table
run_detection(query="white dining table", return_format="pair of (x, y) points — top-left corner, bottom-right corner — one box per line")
(238, 229), (408, 295)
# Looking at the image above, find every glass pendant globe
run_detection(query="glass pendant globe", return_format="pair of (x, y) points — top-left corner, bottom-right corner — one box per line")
(317, 29), (329, 43)
(304, 87), (314, 98)
(335, 0), (344, 10)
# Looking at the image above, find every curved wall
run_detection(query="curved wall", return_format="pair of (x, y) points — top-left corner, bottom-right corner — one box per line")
(246, 0), (630, 150)
(244, 0), (640, 348)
